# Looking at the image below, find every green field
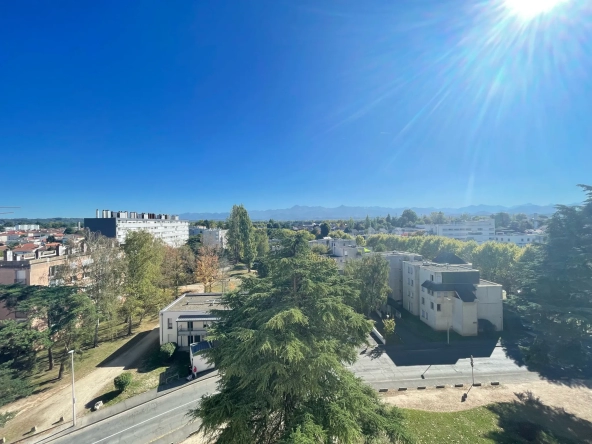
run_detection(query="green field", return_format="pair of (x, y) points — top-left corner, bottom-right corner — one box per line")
(404, 393), (591, 444)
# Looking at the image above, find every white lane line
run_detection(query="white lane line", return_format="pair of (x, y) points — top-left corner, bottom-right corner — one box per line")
(91, 399), (199, 444)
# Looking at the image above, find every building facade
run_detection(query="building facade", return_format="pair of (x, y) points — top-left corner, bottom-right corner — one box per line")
(380, 251), (423, 304)
(84, 209), (189, 246)
(416, 219), (496, 243)
(159, 293), (225, 349)
(493, 232), (546, 247)
(403, 262), (503, 336)
(201, 229), (228, 249)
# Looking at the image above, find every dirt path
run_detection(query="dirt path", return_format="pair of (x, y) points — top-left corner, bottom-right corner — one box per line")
(382, 380), (592, 421)
(2, 327), (159, 441)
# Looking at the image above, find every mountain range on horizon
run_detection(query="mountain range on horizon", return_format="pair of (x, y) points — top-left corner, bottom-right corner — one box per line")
(180, 202), (572, 221)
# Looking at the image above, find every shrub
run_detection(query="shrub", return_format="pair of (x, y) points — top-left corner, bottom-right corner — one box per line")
(160, 342), (177, 362)
(114, 372), (133, 392)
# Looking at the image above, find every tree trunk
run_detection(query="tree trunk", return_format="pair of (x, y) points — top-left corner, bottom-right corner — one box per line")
(127, 316), (133, 336)
(57, 359), (65, 380)
(93, 317), (100, 348)
(48, 346), (54, 371)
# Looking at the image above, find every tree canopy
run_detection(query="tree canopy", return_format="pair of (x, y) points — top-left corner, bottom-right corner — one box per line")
(190, 234), (408, 443)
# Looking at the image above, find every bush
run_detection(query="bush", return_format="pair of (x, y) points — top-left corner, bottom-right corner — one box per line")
(114, 372), (133, 392)
(160, 342), (177, 362)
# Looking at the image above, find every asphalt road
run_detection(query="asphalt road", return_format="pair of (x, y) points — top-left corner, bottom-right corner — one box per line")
(347, 339), (541, 389)
(46, 378), (217, 444)
(45, 337), (541, 443)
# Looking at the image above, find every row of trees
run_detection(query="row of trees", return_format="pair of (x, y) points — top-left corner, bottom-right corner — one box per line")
(0, 229), (224, 387)
(366, 233), (527, 294)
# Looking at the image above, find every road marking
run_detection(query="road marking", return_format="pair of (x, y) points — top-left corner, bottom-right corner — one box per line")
(91, 399), (199, 444)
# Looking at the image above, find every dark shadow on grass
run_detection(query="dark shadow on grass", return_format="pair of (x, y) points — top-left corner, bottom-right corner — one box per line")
(485, 391), (592, 444)
(97, 329), (152, 368)
(85, 390), (120, 410)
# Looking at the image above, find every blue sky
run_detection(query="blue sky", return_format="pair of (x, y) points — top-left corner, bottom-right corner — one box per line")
(2, 0), (591, 218)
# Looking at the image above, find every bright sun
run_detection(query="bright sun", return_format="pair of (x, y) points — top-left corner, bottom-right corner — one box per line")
(504, 0), (566, 18)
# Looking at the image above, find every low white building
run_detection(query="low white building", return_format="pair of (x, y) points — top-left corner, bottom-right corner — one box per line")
(309, 237), (360, 267)
(402, 262), (503, 336)
(493, 232), (546, 247)
(15, 224), (40, 231)
(159, 292), (225, 349)
(201, 229), (228, 249)
(416, 219), (495, 244)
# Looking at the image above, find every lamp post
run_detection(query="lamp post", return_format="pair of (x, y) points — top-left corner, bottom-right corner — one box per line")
(68, 350), (76, 427)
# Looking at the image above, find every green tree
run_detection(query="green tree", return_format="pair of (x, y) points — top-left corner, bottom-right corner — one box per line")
(0, 320), (49, 371)
(161, 245), (195, 299)
(57, 230), (125, 348)
(122, 231), (165, 335)
(328, 230), (353, 240)
(365, 215), (371, 230)
(494, 212), (511, 228)
(515, 185), (592, 368)
(355, 235), (366, 246)
(227, 205), (255, 269)
(0, 285), (94, 376)
(430, 211), (446, 224)
(186, 235), (201, 256)
(0, 362), (33, 408)
(383, 318), (396, 338)
(189, 236), (408, 443)
(320, 222), (330, 238)
(399, 209), (418, 227)
(344, 254), (391, 315)
(253, 229), (270, 258)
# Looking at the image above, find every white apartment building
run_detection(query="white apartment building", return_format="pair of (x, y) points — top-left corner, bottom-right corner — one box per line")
(402, 262), (503, 336)
(494, 232), (546, 247)
(201, 229), (228, 249)
(15, 224), (40, 231)
(416, 219), (495, 244)
(379, 251), (423, 304)
(84, 209), (189, 247)
(309, 237), (359, 267)
(159, 292), (225, 349)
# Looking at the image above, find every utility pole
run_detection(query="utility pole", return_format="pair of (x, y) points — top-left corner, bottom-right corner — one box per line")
(68, 350), (76, 427)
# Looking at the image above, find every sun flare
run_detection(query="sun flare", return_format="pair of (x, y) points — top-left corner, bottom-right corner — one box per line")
(503, 0), (567, 18)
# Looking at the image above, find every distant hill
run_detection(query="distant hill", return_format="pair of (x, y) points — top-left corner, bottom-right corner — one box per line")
(179, 203), (566, 221)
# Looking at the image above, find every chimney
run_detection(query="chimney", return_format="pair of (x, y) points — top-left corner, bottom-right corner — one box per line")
(96, 209), (100, 218)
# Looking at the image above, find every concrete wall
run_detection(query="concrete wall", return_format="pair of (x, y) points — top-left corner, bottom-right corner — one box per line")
(402, 262), (422, 315)
(476, 284), (504, 331)
(452, 298), (478, 336)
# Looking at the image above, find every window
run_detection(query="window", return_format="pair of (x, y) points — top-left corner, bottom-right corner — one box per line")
(411, 279), (414, 286)
(167, 318), (172, 329)
(437, 304), (441, 311)
(422, 287), (425, 293)
(430, 274), (434, 281)
(407, 277), (410, 285)
(430, 302), (434, 310)
(187, 321), (194, 330)
(422, 297), (425, 305)
(426, 312), (429, 320)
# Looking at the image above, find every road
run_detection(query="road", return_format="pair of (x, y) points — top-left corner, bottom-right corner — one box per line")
(44, 378), (217, 444)
(45, 337), (541, 443)
(347, 339), (541, 389)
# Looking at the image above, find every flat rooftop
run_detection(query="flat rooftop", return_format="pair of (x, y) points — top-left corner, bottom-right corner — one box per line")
(163, 293), (226, 313)
(418, 262), (477, 273)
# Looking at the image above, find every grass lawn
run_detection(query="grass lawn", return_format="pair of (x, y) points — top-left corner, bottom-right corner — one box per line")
(26, 317), (159, 394)
(404, 393), (590, 444)
(91, 342), (189, 409)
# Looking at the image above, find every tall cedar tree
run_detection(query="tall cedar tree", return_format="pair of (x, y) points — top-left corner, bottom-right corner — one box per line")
(0, 285), (93, 376)
(344, 254), (391, 316)
(516, 184), (592, 366)
(122, 231), (164, 335)
(189, 233), (409, 443)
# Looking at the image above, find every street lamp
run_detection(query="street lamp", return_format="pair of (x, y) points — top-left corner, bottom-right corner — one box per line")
(68, 350), (76, 427)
